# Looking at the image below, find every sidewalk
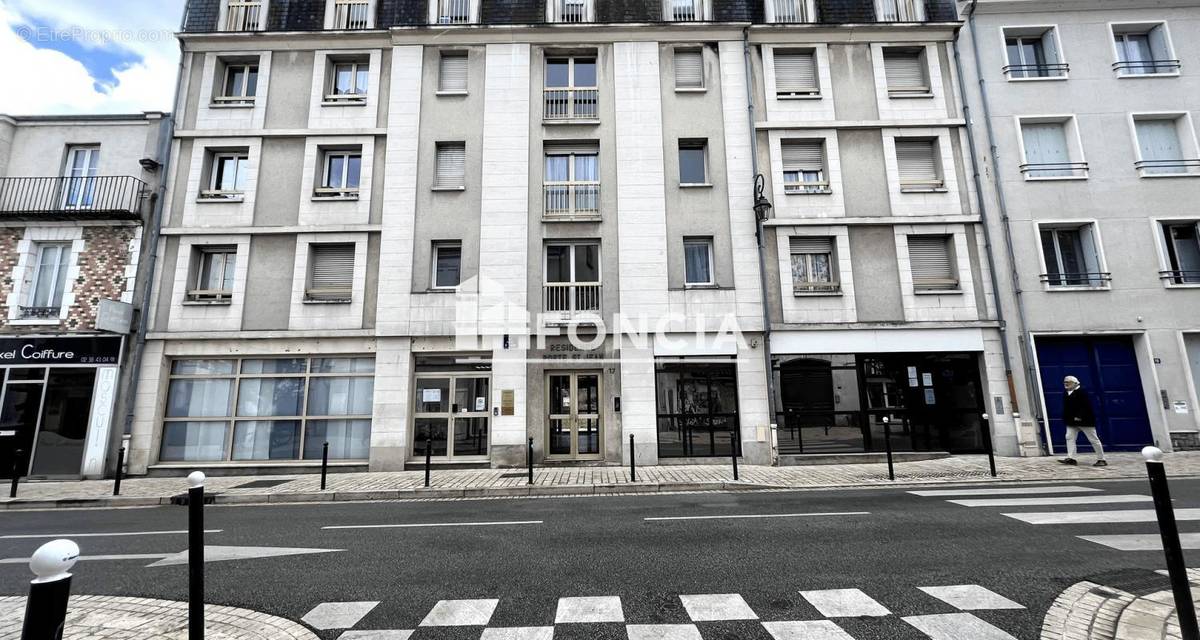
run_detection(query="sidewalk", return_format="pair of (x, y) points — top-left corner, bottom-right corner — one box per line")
(1041, 569), (1200, 640)
(3, 452), (1198, 510)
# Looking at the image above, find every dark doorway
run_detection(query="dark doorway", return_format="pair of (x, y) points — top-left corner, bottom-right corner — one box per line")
(31, 369), (96, 476)
(0, 369), (47, 479)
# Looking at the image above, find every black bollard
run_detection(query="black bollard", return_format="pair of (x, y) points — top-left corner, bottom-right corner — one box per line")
(1143, 447), (1199, 640)
(527, 437), (534, 485)
(883, 417), (895, 481)
(424, 436), (432, 488)
(113, 447), (125, 496)
(629, 434), (636, 482)
(21, 539), (79, 640)
(731, 430), (740, 481)
(981, 413), (997, 478)
(187, 472), (205, 640)
(10, 448), (24, 498)
(320, 442), (329, 491)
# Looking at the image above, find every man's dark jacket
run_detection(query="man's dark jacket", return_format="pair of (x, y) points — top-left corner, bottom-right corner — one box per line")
(1063, 387), (1097, 427)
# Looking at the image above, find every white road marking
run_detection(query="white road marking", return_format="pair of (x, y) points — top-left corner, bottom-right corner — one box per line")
(301, 601), (380, 630)
(146, 545), (342, 567)
(626, 624), (703, 640)
(336, 632), (413, 640)
(762, 620), (855, 640)
(644, 512), (869, 522)
(1079, 533), (1200, 551)
(555, 596), (625, 623)
(480, 627), (555, 640)
(902, 613), (1018, 639)
(1005, 508), (1200, 525)
(947, 495), (1152, 507)
(918, 585), (1025, 611)
(323, 520), (543, 530)
(678, 594), (758, 621)
(419, 599), (499, 627)
(799, 589), (891, 618)
(908, 486), (1100, 497)
(0, 553), (169, 564)
(0, 529), (222, 539)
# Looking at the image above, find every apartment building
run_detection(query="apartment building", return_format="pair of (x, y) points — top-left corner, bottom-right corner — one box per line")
(126, 0), (1035, 476)
(0, 112), (168, 479)
(957, 0), (1200, 455)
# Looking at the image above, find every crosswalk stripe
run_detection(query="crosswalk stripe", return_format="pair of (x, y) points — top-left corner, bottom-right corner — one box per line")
(626, 624), (703, 640)
(947, 495), (1152, 508)
(301, 602), (380, 630)
(679, 594), (757, 621)
(799, 589), (890, 617)
(1079, 533), (1200, 551)
(479, 627), (554, 639)
(908, 486), (1100, 497)
(1005, 508), (1200, 525)
(555, 596), (624, 623)
(419, 599), (499, 626)
(902, 613), (1018, 639)
(918, 585), (1024, 610)
(335, 631), (412, 639)
(762, 620), (855, 639)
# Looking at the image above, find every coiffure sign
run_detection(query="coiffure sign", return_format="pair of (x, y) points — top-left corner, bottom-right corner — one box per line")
(0, 336), (122, 366)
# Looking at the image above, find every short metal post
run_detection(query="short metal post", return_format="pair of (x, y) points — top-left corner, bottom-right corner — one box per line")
(10, 449), (22, 498)
(1143, 447), (1199, 640)
(424, 437), (432, 488)
(629, 434), (636, 482)
(21, 539), (78, 640)
(113, 447), (125, 496)
(320, 442), (329, 491)
(731, 430), (740, 481)
(527, 437), (534, 485)
(187, 472), (205, 640)
(883, 417), (895, 481)
(981, 413), (997, 478)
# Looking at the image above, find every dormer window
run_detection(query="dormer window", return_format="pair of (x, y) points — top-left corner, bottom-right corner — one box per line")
(222, 0), (265, 31)
(765, 0), (815, 23)
(549, 0), (593, 23)
(666, 0), (710, 21)
(875, 0), (924, 22)
(329, 0), (373, 29)
(432, 0), (477, 24)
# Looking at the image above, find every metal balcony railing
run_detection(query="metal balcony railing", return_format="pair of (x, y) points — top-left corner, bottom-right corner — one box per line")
(669, 0), (707, 21)
(544, 183), (600, 217)
(1019, 162), (1089, 179)
(1002, 62), (1070, 79)
(1039, 272), (1112, 287)
(1114, 59), (1181, 75)
(875, 0), (924, 21)
(769, 0), (813, 23)
(549, 0), (592, 22)
(544, 88), (599, 120)
(225, 0), (263, 30)
(1159, 269), (1200, 285)
(435, 0), (473, 23)
(784, 179), (832, 195)
(898, 178), (945, 192)
(544, 283), (601, 318)
(1134, 158), (1200, 174)
(794, 282), (841, 294)
(333, 0), (371, 28)
(17, 306), (60, 319)
(0, 176), (147, 219)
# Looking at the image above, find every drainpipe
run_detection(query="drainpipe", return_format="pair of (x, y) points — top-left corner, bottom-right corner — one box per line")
(960, 0), (1046, 454)
(743, 27), (780, 462)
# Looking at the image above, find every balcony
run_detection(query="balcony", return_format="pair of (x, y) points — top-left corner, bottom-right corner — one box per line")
(767, 0), (813, 23)
(1002, 62), (1070, 79)
(1019, 162), (1089, 179)
(224, 0), (263, 30)
(668, 0), (708, 21)
(1039, 272), (1112, 287)
(332, 0), (371, 28)
(1134, 158), (1200, 175)
(543, 282), (601, 323)
(544, 183), (600, 219)
(1114, 59), (1181, 75)
(544, 89), (599, 121)
(1160, 269), (1200, 285)
(548, 0), (593, 23)
(0, 176), (147, 220)
(435, 0), (473, 24)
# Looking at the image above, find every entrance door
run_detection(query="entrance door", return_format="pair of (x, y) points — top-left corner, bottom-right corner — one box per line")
(412, 375), (491, 460)
(63, 146), (100, 209)
(30, 369), (96, 476)
(547, 372), (602, 459)
(1036, 336), (1154, 452)
(0, 369), (47, 479)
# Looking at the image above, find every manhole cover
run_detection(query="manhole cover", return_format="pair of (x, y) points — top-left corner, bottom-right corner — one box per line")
(231, 479), (292, 489)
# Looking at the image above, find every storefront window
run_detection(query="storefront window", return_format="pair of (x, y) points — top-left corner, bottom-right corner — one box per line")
(655, 359), (739, 458)
(161, 356), (374, 462)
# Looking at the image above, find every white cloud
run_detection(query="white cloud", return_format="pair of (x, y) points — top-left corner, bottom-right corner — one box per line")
(0, 1), (183, 115)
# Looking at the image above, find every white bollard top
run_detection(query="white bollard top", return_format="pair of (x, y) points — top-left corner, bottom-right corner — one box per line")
(30, 539), (79, 583)
(1142, 446), (1164, 463)
(187, 470), (206, 489)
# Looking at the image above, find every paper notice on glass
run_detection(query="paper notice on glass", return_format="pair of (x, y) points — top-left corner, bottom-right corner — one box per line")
(1174, 401), (1189, 414)
(422, 388), (442, 403)
(475, 397), (486, 411)
(924, 388), (936, 405)
(922, 373), (933, 386)
(909, 377), (919, 388)
(907, 366), (918, 379)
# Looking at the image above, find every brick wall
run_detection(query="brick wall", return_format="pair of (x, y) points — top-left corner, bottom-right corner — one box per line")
(0, 229), (21, 326)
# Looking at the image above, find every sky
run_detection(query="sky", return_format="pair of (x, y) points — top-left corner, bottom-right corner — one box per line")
(0, 0), (185, 115)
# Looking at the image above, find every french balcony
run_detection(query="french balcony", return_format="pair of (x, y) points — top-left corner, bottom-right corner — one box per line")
(543, 282), (601, 324)
(543, 89), (599, 121)
(875, 0), (924, 22)
(767, 0), (813, 23)
(668, 0), (708, 21)
(0, 176), (147, 220)
(332, 0), (371, 28)
(17, 306), (61, 320)
(1134, 158), (1200, 176)
(224, 0), (263, 30)
(1159, 269), (1200, 285)
(1039, 272), (1112, 287)
(1002, 62), (1070, 79)
(544, 183), (600, 219)
(1019, 161), (1089, 179)
(1114, 59), (1182, 75)
(793, 282), (841, 295)
(435, 0), (473, 24)
(548, 0), (593, 23)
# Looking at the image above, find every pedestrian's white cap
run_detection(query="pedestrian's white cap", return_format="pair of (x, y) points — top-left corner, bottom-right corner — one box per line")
(1142, 446), (1164, 463)
(187, 470), (206, 489)
(30, 539), (79, 583)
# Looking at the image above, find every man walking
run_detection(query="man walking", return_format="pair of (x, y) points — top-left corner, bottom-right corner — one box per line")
(1059, 375), (1107, 467)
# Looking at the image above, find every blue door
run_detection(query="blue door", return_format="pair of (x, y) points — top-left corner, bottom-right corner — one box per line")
(1036, 336), (1154, 452)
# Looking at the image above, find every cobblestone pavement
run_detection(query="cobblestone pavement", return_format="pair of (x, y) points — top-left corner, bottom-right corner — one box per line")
(3, 452), (1199, 510)
(0, 595), (318, 640)
(1040, 570), (1200, 640)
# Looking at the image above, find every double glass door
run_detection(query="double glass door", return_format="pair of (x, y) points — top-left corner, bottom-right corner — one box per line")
(547, 372), (601, 459)
(412, 375), (490, 460)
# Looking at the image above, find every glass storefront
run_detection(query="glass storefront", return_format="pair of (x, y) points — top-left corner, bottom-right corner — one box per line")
(775, 352), (985, 455)
(411, 355), (492, 461)
(160, 356), (375, 462)
(655, 359), (739, 458)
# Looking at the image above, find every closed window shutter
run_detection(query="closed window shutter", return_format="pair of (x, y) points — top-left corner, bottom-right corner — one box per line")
(895, 139), (938, 184)
(774, 51), (818, 95)
(789, 236), (833, 254)
(544, 142), (599, 156)
(1137, 120), (1181, 162)
(309, 244), (355, 298)
(435, 143), (466, 188)
(439, 52), (468, 92)
(884, 51), (926, 91)
(908, 236), (956, 288)
(675, 49), (703, 88)
(782, 140), (824, 172)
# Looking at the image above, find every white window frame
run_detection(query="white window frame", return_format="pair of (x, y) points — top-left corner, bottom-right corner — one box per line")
(188, 246), (238, 303)
(1015, 115), (1089, 181)
(325, 0), (375, 29)
(434, 141), (467, 190)
(325, 58), (370, 104)
(316, 149), (363, 198)
(437, 50), (469, 95)
(772, 48), (821, 99)
(673, 47), (705, 91)
(881, 46), (932, 98)
(1035, 221), (1110, 290)
(893, 137), (945, 192)
(431, 241), (463, 290)
(683, 238), (715, 286)
(665, 0), (711, 21)
(220, 0), (268, 31)
(216, 60), (259, 104)
(201, 151), (251, 200)
(1128, 112), (1200, 178)
(1109, 21), (1180, 77)
(906, 234), (959, 292)
(547, 0), (594, 23)
(1154, 218), (1200, 287)
(305, 243), (356, 303)
(678, 139), (710, 186)
(789, 236), (839, 295)
(543, 56), (599, 122)
(781, 139), (830, 195)
(874, 0), (924, 22)
(429, 0), (478, 24)
(24, 242), (72, 316)
(764, 0), (816, 23)
(1000, 25), (1068, 81)
(543, 147), (600, 218)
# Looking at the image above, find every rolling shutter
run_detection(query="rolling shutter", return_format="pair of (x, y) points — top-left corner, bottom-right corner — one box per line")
(309, 244), (355, 299)
(895, 139), (938, 184)
(774, 50), (818, 95)
(438, 52), (468, 92)
(789, 236), (833, 254)
(435, 142), (466, 188)
(675, 49), (703, 89)
(883, 50), (927, 91)
(907, 236), (956, 288)
(781, 140), (824, 171)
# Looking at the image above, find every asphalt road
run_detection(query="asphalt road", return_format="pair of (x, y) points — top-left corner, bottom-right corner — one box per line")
(1, 477), (1197, 640)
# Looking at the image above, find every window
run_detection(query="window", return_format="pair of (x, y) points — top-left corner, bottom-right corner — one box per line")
(306, 243), (355, 302)
(678, 140), (708, 185)
(674, 48), (704, 90)
(1003, 27), (1066, 79)
(875, 0), (923, 21)
(1019, 119), (1087, 179)
(781, 140), (829, 194)
(766, 0), (814, 23)
(790, 236), (838, 294)
(433, 0), (475, 23)
(544, 57), (598, 120)
(544, 242), (601, 316)
(188, 247), (237, 303)
(667, 0), (708, 21)
(331, 0), (371, 29)
(544, 146), (599, 217)
(882, 48), (930, 97)
(23, 243), (70, 317)
(202, 152), (250, 199)
(216, 61), (258, 104)
(432, 242), (462, 289)
(774, 49), (819, 97)
(549, 0), (592, 22)
(1039, 224), (1107, 287)
(683, 238), (714, 286)
(907, 235), (957, 291)
(62, 146), (100, 209)
(438, 51), (468, 93)
(326, 58), (369, 103)
(1161, 222), (1200, 284)
(895, 139), (943, 191)
(160, 357), (374, 462)
(223, 0), (263, 30)
(1113, 23), (1178, 75)
(318, 150), (362, 197)
(434, 142), (466, 189)
(1134, 116), (1198, 176)
(655, 360), (739, 458)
